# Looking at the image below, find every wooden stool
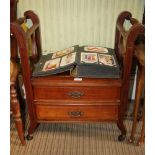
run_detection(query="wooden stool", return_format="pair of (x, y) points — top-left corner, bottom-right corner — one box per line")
(11, 10), (144, 141)
(10, 60), (26, 145)
(129, 44), (145, 145)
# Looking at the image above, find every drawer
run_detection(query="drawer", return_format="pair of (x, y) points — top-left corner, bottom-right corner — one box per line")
(35, 105), (118, 121)
(33, 86), (120, 101)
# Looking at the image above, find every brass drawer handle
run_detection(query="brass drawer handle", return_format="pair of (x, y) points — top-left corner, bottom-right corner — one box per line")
(68, 91), (84, 98)
(68, 111), (84, 117)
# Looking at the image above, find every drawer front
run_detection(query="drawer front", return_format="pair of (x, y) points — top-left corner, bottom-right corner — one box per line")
(33, 86), (120, 101)
(35, 105), (118, 121)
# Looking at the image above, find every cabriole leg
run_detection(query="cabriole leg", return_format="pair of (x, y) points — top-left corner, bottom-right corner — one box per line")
(26, 121), (39, 140)
(117, 120), (127, 141)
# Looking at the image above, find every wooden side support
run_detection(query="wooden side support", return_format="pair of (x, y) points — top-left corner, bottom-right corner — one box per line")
(129, 42), (145, 145)
(10, 11), (42, 138)
(10, 60), (26, 145)
(115, 11), (145, 141)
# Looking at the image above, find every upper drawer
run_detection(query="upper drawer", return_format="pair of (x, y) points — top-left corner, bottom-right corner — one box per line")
(33, 86), (120, 101)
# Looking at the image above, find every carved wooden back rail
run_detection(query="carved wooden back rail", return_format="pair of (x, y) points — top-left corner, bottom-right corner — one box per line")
(10, 10), (144, 141)
(10, 11), (42, 126)
(115, 11), (144, 78)
(114, 11), (145, 114)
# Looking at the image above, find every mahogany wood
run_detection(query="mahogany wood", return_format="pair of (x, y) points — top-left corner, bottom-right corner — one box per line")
(129, 43), (145, 145)
(10, 10), (145, 141)
(10, 0), (18, 61)
(10, 60), (26, 145)
(35, 105), (118, 121)
(33, 86), (120, 101)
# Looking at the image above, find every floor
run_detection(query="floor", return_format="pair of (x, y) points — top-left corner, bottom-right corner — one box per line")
(10, 115), (144, 155)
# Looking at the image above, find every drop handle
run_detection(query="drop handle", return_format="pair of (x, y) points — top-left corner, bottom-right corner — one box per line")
(68, 91), (84, 98)
(68, 111), (84, 117)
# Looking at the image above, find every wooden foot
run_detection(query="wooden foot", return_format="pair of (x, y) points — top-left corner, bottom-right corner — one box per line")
(117, 121), (126, 142)
(26, 134), (33, 140)
(137, 140), (144, 146)
(26, 122), (39, 140)
(118, 134), (126, 141)
(128, 137), (134, 143)
(27, 121), (39, 139)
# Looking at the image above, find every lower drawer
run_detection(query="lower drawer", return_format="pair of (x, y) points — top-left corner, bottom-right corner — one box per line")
(35, 105), (118, 121)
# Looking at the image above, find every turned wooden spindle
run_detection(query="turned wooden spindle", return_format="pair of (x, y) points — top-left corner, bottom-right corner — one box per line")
(10, 60), (26, 145)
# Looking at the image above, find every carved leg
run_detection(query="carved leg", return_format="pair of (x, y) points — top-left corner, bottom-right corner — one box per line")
(14, 120), (26, 145)
(26, 121), (39, 140)
(16, 79), (26, 131)
(117, 86), (127, 141)
(11, 84), (26, 145)
(137, 104), (145, 145)
(117, 120), (127, 141)
(128, 69), (144, 143)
